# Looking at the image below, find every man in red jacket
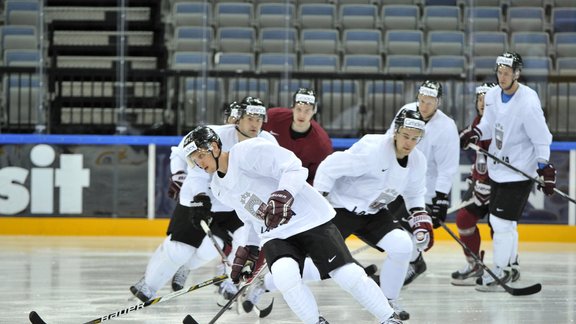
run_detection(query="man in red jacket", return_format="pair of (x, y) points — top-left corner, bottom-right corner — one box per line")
(263, 88), (333, 185)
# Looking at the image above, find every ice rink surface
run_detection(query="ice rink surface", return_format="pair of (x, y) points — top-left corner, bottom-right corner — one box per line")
(1, 235), (575, 324)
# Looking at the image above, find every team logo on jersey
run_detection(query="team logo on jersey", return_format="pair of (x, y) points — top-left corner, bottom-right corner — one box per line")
(240, 192), (266, 220)
(368, 189), (398, 210)
(495, 123), (504, 150)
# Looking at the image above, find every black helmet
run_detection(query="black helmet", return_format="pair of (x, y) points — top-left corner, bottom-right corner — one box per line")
(394, 109), (426, 134)
(418, 80), (442, 99)
(495, 51), (523, 72)
(223, 101), (241, 123)
(236, 96), (267, 121)
(476, 82), (497, 96)
(293, 88), (317, 112)
(182, 126), (222, 158)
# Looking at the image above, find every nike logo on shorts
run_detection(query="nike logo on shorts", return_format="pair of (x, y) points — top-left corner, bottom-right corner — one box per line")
(328, 256), (336, 263)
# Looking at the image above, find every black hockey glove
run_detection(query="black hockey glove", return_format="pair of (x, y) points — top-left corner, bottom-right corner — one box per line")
(537, 163), (556, 196)
(459, 126), (481, 150)
(430, 192), (449, 229)
(231, 245), (259, 284)
(261, 190), (294, 230)
(188, 194), (212, 230)
(168, 171), (186, 201)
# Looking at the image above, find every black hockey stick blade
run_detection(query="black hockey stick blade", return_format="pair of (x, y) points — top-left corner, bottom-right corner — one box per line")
(183, 315), (200, 324)
(241, 297), (275, 318)
(29, 311), (47, 324)
(440, 221), (542, 296)
(257, 298), (274, 318)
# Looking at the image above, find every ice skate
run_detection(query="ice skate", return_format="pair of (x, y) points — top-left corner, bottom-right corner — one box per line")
(171, 266), (190, 291)
(129, 277), (155, 302)
(475, 267), (511, 292)
(388, 298), (409, 320)
(451, 257), (483, 286)
(403, 254), (426, 286)
(382, 312), (403, 324)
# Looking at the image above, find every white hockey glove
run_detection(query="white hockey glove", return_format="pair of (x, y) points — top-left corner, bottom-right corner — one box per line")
(473, 180), (491, 206)
(408, 210), (434, 252)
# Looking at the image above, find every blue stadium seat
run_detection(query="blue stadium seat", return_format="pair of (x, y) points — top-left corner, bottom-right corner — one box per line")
(215, 52), (255, 71)
(424, 0), (458, 5)
(259, 27), (297, 53)
(228, 78), (269, 103)
(556, 57), (576, 76)
(5, 75), (40, 124)
(5, 1), (39, 26)
(184, 77), (222, 126)
(464, 7), (503, 32)
(508, 0), (546, 7)
(257, 53), (297, 73)
(257, 3), (295, 28)
(4, 49), (40, 66)
(342, 54), (382, 73)
(422, 6), (461, 31)
(339, 4), (379, 30)
(385, 55), (425, 74)
(215, 2), (253, 28)
(471, 56), (496, 76)
(172, 2), (212, 28)
(552, 8), (576, 33)
(521, 56), (552, 77)
(300, 29), (339, 54)
(0, 25), (37, 56)
(171, 51), (212, 70)
(300, 54), (339, 72)
(173, 26), (213, 52)
(216, 27), (255, 53)
(427, 31), (465, 56)
(428, 55), (467, 75)
(547, 83), (576, 135)
(470, 31), (508, 57)
(342, 29), (382, 55)
(320, 80), (361, 135)
(507, 7), (545, 33)
(364, 80), (405, 132)
(510, 32), (550, 57)
(384, 30), (423, 56)
(554, 32), (576, 58)
(298, 3), (336, 29)
(381, 5), (420, 31)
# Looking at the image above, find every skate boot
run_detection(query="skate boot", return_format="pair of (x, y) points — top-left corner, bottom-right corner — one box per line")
(475, 267), (511, 292)
(509, 259), (520, 282)
(388, 298), (409, 320)
(242, 275), (267, 312)
(382, 313), (403, 324)
(171, 266), (190, 291)
(318, 316), (329, 324)
(451, 257), (483, 286)
(403, 254), (426, 286)
(130, 277), (155, 302)
(216, 278), (239, 306)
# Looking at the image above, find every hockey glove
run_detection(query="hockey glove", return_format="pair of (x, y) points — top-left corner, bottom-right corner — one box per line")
(430, 192), (449, 229)
(459, 126), (481, 150)
(408, 210), (434, 252)
(262, 190), (294, 230)
(168, 171), (186, 201)
(231, 245), (259, 284)
(188, 194), (212, 230)
(473, 180), (491, 206)
(536, 163), (556, 196)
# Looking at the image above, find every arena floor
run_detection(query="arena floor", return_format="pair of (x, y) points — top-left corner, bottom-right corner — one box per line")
(1, 235), (575, 324)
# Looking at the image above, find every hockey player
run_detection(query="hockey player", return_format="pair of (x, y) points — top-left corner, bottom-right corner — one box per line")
(460, 52), (556, 292)
(185, 126), (403, 324)
(263, 88), (333, 185)
(386, 80), (460, 285)
(312, 109), (432, 320)
(451, 82), (497, 286)
(130, 97), (277, 302)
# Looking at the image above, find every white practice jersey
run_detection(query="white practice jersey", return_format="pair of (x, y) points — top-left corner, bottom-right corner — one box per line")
(314, 134), (427, 215)
(476, 84), (552, 182)
(210, 138), (335, 247)
(386, 102), (460, 203)
(171, 125), (278, 210)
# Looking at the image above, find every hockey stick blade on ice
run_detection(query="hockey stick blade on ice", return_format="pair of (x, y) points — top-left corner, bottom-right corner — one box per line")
(440, 221), (541, 296)
(468, 143), (576, 205)
(29, 275), (227, 324)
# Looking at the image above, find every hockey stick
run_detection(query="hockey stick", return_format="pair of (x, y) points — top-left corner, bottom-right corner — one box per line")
(468, 143), (576, 205)
(28, 275), (228, 324)
(183, 262), (272, 324)
(439, 221), (541, 296)
(200, 220), (232, 267)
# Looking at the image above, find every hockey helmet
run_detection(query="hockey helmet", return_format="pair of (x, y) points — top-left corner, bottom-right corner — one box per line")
(182, 126), (222, 162)
(293, 88), (317, 113)
(418, 80), (442, 99)
(495, 52), (523, 72)
(235, 96), (267, 122)
(223, 101), (241, 124)
(476, 82), (497, 96)
(394, 109), (426, 135)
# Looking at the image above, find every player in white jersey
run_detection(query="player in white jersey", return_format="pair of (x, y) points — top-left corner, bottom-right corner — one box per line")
(460, 52), (556, 292)
(185, 126), (403, 324)
(312, 109), (431, 320)
(385, 80), (460, 285)
(129, 97), (277, 302)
